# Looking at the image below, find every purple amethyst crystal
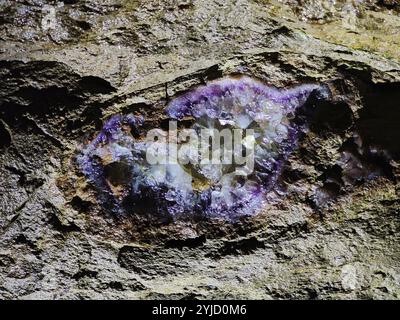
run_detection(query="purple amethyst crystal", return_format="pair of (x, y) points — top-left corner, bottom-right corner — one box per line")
(77, 76), (329, 221)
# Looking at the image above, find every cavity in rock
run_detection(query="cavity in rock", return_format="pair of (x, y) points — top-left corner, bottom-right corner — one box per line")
(77, 76), (329, 221)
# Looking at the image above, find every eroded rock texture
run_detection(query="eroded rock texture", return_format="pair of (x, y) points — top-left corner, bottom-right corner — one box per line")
(0, 0), (400, 299)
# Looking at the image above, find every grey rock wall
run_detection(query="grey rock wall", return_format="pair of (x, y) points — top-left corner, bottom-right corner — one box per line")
(0, 0), (399, 299)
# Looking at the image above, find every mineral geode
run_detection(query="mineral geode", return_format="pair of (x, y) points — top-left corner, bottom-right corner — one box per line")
(77, 76), (329, 221)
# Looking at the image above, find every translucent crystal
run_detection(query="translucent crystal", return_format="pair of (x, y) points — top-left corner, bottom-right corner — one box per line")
(77, 76), (328, 220)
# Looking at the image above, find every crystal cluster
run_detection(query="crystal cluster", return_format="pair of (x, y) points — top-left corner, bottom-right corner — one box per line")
(77, 76), (328, 221)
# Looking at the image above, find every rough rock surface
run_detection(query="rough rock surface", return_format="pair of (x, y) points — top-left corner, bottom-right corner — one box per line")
(0, 0), (399, 299)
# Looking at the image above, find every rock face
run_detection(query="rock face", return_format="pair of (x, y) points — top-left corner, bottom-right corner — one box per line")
(0, 0), (399, 299)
